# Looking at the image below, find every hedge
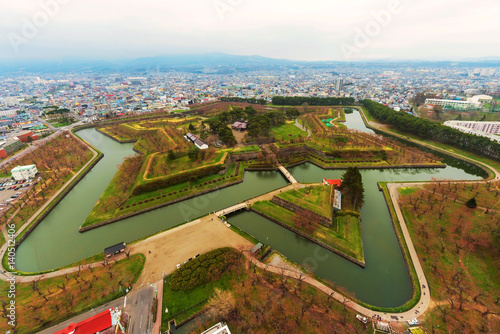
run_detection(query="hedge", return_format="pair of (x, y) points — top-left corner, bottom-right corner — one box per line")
(170, 248), (239, 291)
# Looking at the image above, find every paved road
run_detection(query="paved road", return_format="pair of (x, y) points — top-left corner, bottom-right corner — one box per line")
(37, 285), (155, 334)
(127, 285), (156, 334)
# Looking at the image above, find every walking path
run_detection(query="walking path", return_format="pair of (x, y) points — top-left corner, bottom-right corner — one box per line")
(294, 118), (311, 138)
(278, 164), (298, 184)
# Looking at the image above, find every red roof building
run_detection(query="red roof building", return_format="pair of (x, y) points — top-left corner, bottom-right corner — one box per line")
(323, 178), (341, 187)
(54, 309), (113, 334)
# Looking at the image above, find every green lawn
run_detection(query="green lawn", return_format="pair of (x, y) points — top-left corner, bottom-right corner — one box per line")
(252, 201), (364, 262)
(277, 185), (332, 218)
(271, 122), (307, 141)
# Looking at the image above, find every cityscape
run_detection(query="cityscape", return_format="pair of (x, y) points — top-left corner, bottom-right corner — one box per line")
(0, 1), (499, 334)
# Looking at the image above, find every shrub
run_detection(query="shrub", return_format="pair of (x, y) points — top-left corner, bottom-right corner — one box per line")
(126, 205), (130, 208)
(465, 197), (477, 209)
(138, 201), (143, 204)
(132, 203), (136, 206)
(168, 192), (172, 195)
(156, 196), (160, 199)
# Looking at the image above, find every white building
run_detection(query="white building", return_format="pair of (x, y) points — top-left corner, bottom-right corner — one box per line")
(444, 121), (500, 135)
(425, 95), (492, 111)
(11, 165), (38, 181)
(444, 121), (500, 143)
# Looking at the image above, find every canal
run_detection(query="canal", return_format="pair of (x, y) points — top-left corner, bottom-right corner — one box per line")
(15, 109), (485, 308)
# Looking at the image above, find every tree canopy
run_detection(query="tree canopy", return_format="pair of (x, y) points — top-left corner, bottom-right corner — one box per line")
(272, 96), (355, 106)
(362, 99), (500, 160)
(340, 167), (365, 211)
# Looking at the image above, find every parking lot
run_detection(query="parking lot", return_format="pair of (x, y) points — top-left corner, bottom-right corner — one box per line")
(0, 177), (36, 213)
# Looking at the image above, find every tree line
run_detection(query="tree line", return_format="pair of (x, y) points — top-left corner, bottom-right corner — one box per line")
(361, 100), (500, 160)
(271, 96), (355, 106)
(220, 97), (267, 105)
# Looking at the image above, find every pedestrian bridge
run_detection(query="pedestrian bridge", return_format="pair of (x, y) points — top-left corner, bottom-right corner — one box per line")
(278, 165), (298, 184)
(215, 203), (249, 217)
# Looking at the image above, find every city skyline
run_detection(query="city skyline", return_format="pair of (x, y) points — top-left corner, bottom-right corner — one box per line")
(1, 0), (499, 62)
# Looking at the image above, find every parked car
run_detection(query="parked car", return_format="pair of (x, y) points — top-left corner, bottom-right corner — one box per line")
(0, 188), (4, 191)
(10, 195), (18, 198)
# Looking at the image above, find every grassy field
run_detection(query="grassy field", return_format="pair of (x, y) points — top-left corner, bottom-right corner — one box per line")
(399, 185), (500, 333)
(252, 201), (364, 262)
(277, 185), (332, 218)
(271, 122), (307, 142)
(0, 254), (145, 334)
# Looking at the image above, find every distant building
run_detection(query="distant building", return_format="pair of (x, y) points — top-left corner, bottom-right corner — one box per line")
(231, 121), (247, 131)
(444, 121), (500, 143)
(444, 121), (500, 135)
(425, 95), (492, 111)
(11, 165), (37, 181)
(335, 78), (344, 91)
(185, 132), (209, 150)
(323, 178), (341, 187)
(14, 130), (38, 143)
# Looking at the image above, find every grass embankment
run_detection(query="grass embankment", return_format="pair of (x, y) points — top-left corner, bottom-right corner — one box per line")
(399, 184), (500, 333)
(252, 200), (364, 263)
(0, 254), (145, 334)
(82, 161), (245, 228)
(162, 247), (371, 333)
(277, 185), (332, 218)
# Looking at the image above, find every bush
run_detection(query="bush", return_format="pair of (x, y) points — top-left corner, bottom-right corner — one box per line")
(132, 203), (136, 206)
(138, 201), (143, 204)
(465, 197), (477, 209)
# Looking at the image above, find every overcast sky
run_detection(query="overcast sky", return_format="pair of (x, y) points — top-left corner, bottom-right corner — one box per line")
(1, 0), (499, 61)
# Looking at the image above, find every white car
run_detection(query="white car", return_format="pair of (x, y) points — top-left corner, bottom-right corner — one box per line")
(176, 263), (181, 269)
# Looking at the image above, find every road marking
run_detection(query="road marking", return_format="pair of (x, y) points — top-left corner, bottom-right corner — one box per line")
(124, 296), (127, 308)
(140, 314), (143, 329)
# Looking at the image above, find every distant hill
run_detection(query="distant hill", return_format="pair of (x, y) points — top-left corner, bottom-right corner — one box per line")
(0, 53), (499, 75)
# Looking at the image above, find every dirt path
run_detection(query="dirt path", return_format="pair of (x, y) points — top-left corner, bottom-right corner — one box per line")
(131, 215), (253, 287)
(231, 126), (246, 147)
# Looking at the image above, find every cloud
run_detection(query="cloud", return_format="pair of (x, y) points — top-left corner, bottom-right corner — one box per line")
(0, 0), (498, 60)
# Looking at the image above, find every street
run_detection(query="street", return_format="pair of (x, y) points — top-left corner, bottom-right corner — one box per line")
(37, 285), (155, 334)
